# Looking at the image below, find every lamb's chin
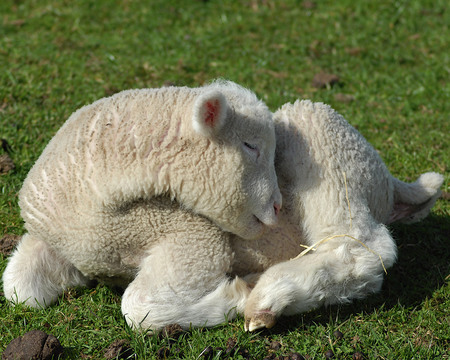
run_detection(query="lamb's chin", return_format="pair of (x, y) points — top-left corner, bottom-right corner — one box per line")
(238, 216), (265, 240)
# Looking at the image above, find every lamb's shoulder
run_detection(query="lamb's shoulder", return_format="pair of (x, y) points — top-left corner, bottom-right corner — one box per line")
(276, 100), (388, 178)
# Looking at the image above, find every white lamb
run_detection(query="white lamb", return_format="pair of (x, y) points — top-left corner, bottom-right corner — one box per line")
(236, 100), (444, 331)
(2, 80), (282, 331)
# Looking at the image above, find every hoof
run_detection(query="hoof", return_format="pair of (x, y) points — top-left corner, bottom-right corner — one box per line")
(244, 309), (277, 332)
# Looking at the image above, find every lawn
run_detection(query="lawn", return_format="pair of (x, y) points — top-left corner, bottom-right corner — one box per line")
(0, 0), (448, 359)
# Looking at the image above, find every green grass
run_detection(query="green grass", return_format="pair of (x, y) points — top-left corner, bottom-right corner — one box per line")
(1, 0), (448, 358)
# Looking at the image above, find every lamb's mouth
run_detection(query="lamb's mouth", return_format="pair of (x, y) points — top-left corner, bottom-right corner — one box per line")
(253, 214), (277, 229)
(253, 215), (264, 225)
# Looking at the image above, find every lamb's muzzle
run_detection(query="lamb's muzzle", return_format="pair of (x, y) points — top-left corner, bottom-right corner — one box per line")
(255, 194), (282, 227)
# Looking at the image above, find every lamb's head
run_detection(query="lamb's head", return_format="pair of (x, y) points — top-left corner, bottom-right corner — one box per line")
(184, 81), (281, 240)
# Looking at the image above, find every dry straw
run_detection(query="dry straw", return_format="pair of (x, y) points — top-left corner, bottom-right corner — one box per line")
(292, 172), (388, 274)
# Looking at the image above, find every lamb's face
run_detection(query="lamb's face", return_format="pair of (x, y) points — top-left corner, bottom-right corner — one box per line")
(190, 84), (281, 240)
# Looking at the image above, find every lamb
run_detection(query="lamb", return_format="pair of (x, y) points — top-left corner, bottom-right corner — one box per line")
(237, 100), (444, 331)
(2, 80), (282, 331)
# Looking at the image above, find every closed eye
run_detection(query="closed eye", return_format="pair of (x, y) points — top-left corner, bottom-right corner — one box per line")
(243, 142), (260, 158)
(244, 142), (257, 151)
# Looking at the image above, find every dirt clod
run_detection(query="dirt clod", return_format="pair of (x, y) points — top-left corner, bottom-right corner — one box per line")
(225, 337), (237, 353)
(2, 330), (63, 360)
(441, 191), (450, 201)
(263, 354), (277, 360)
(159, 323), (184, 340)
(0, 234), (20, 255)
(287, 352), (305, 360)
(269, 340), (282, 350)
(103, 339), (133, 359)
(302, 1), (317, 9)
(324, 349), (335, 359)
(0, 154), (14, 174)
(312, 72), (340, 89)
(353, 352), (365, 360)
(333, 330), (344, 340)
(351, 335), (361, 346)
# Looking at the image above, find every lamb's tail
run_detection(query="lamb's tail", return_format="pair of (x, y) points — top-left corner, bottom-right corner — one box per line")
(387, 172), (444, 224)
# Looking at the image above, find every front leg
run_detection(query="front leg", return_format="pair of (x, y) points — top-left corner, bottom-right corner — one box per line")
(244, 223), (397, 331)
(121, 230), (251, 332)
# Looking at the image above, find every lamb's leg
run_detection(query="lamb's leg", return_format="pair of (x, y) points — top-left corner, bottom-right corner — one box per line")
(2, 233), (90, 308)
(244, 222), (397, 331)
(121, 233), (251, 332)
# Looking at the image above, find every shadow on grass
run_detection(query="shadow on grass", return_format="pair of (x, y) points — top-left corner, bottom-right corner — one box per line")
(271, 213), (450, 332)
(382, 213), (449, 307)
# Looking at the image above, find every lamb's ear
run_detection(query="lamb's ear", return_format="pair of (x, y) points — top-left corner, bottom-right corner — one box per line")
(192, 90), (228, 137)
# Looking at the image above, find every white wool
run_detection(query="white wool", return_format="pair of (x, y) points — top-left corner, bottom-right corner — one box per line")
(3, 93), (443, 332)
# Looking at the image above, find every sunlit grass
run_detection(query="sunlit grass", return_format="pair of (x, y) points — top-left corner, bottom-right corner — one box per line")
(1, 0), (448, 358)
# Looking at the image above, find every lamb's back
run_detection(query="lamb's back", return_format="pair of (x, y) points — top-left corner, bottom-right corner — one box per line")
(275, 100), (394, 226)
(19, 87), (197, 247)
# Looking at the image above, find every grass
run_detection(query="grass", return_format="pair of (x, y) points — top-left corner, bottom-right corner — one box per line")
(0, 0), (448, 358)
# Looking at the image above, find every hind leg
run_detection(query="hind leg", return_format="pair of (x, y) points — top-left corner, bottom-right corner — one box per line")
(2, 233), (90, 308)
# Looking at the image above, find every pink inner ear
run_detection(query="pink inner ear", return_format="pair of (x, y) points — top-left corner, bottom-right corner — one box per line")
(205, 100), (220, 127)
(387, 200), (429, 224)
(387, 203), (412, 224)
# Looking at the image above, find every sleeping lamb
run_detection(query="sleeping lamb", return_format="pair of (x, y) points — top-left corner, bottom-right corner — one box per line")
(3, 86), (443, 333)
(2, 80), (282, 330)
